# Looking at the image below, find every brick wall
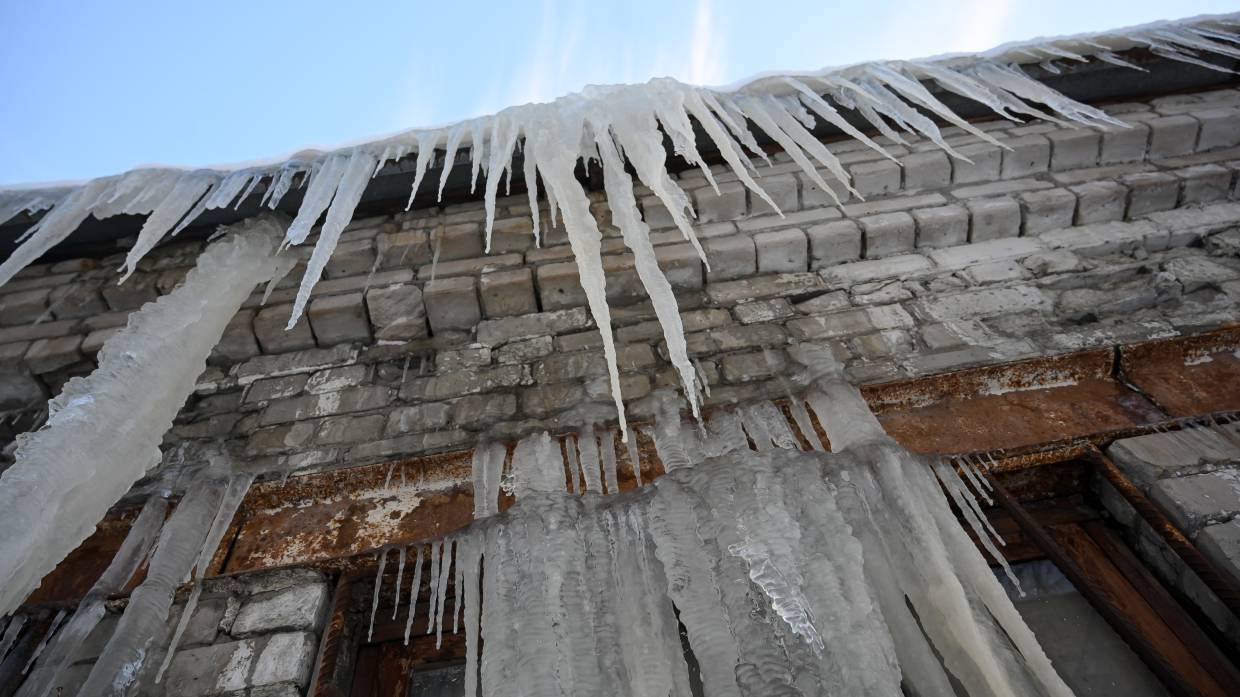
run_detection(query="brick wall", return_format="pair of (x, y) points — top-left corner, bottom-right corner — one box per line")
(1, 88), (1239, 480)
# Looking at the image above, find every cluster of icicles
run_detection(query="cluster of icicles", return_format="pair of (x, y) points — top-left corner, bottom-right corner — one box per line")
(2, 15), (1239, 438)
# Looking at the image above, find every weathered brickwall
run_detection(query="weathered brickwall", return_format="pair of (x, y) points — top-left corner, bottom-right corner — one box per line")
(1, 88), (1240, 480)
(47, 569), (330, 696)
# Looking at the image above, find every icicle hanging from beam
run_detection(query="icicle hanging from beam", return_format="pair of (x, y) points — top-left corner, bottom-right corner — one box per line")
(0, 215), (288, 617)
(0, 14), (1236, 432)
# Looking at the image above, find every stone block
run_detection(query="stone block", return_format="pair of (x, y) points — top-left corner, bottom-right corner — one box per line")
(476, 307), (591, 346)
(49, 281), (107, 319)
(522, 382), (587, 418)
(850, 160), (901, 197)
(1148, 114), (1200, 158)
(101, 275), (159, 311)
(377, 230), (433, 268)
(315, 413), (385, 445)
(235, 345), (357, 384)
(0, 369), (44, 410)
(260, 385), (393, 425)
(749, 173), (799, 215)
(1042, 220), (1162, 257)
(437, 223), (485, 261)
(1000, 135), (1050, 179)
(436, 347), (491, 372)
(733, 298), (794, 324)
(164, 638), (257, 696)
(254, 304), (317, 354)
(821, 254), (933, 287)
(451, 393), (518, 427)
(695, 181), (747, 223)
(323, 239), (376, 279)
(489, 216), (537, 254)
(915, 284), (1052, 320)
(1197, 519), (1240, 583)
(306, 365), (369, 394)
(806, 220), (862, 269)
(308, 292), (372, 346)
(1099, 122), (1149, 164)
(402, 365), (528, 401)
(423, 277), (481, 333)
(1151, 470), (1240, 533)
(81, 327), (118, 355)
(364, 283), (428, 341)
(967, 197), (1021, 242)
(1122, 172), (1180, 219)
(386, 403), (452, 435)
(841, 193), (946, 218)
(495, 335), (554, 364)
(1047, 129), (1100, 170)
(912, 205), (968, 248)
(703, 235), (756, 282)
(25, 335), (83, 374)
(416, 252), (523, 281)
(1176, 164), (1232, 205)
(0, 288), (50, 325)
(251, 632), (317, 689)
(1015, 189), (1073, 236)
(786, 305), (912, 340)
(755, 228), (808, 273)
(231, 582), (330, 637)
(1195, 107), (1240, 150)
(535, 261), (586, 310)
(211, 309), (261, 363)
(900, 150), (950, 190)
(656, 242), (705, 289)
(859, 212), (915, 258)
(1071, 181), (1127, 224)
(927, 237), (1044, 270)
(245, 374), (309, 404)
(721, 350), (786, 383)
(952, 143), (1002, 183)
(480, 268), (538, 318)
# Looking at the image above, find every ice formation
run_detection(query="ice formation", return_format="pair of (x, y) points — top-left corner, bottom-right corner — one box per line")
(0, 216), (288, 617)
(1, 14), (1238, 434)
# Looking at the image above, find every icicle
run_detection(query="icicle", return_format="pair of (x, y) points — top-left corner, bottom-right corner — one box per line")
(623, 426), (642, 486)
(404, 131), (442, 210)
(0, 615), (25, 662)
(453, 539), (464, 634)
(565, 434), (582, 495)
(403, 546), (424, 645)
(20, 610), (66, 675)
(437, 123), (468, 201)
(789, 397), (826, 451)
(0, 178), (111, 288)
(471, 442), (506, 518)
(600, 430), (620, 495)
(424, 540), (442, 635)
(120, 170), (219, 280)
(391, 547), (406, 621)
(511, 432), (567, 497)
(577, 426), (604, 494)
(368, 547), (388, 643)
(0, 217), (287, 617)
(459, 534), (482, 697)
(435, 538), (454, 648)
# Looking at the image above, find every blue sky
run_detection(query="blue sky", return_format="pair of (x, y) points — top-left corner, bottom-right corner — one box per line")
(0, 0), (1235, 186)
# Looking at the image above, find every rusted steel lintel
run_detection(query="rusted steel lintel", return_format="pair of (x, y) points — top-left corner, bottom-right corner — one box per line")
(309, 573), (357, 697)
(1085, 445), (1240, 619)
(980, 471), (1225, 697)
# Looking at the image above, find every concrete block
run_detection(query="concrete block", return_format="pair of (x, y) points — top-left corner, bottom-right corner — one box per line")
(25, 335), (83, 374)
(952, 143), (1002, 183)
(850, 160), (901, 197)
(1047, 129), (1100, 171)
(1195, 107), (1240, 150)
(703, 235), (756, 282)
(912, 205), (968, 248)
(254, 304), (317, 354)
(1001, 135), (1050, 179)
(1148, 115), (1200, 158)
(308, 292), (372, 346)
(1071, 181), (1127, 224)
(423, 277), (482, 333)
(967, 198), (1021, 242)
(900, 150), (950, 190)
(364, 283), (428, 341)
(1151, 470), (1240, 533)
(1100, 122), (1149, 164)
(755, 228), (808, 273)
(859, 212), (915, 258)
(1019, 189), (1076, 235)
(695, 181), (747, 223)
(806, 220), (862, 269)
(480, 268), (538, 318)
(1122, 172), (1180, 219)
(1175, 164), (1232, 205)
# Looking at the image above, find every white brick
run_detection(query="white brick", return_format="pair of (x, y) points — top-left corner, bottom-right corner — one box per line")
(1148, 115), (1200, 158)
(1100, 122), (1149, 164)
(806, 220), (861, 269)
(1071, 181), (1127, 224)
(1195, 108), (1240, 150)
(1000, 135), (1050, 179)
(1047, 129), (1100, 171)
(859, 212), (915, 258)
(912, 205), (968, 248)
(967, 198), (1021, 241)
(900, 150), (950, 190)
(703, 235), (756, 281)
(850, 160), (901, 197)
(1018, 189), (1076, 235)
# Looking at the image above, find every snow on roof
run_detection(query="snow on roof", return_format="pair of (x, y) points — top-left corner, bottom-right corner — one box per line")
(0, 12), (1237, 432)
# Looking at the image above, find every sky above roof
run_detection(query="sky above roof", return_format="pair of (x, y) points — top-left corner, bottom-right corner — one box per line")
(0, 0), (1234, 186)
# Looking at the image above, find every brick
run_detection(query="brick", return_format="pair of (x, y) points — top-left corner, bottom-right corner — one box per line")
(915, 285), (1052, 319)
(308, 292), (372, 346)
(754, 228), (808, 273)
(900, 150), (950, 190)
(749, 174), (799, 215)
(480, 268), (538, 318)
(806, 220), (862, 269)
(522, 382), (587, 417)
(695, 181), (747, 223)
(1000, 135), (1050, 179)
(535, 261), (586, 310)
(1071, 181), (1127, 224)
(821, 254), (933, 287)
(364, 283), (428, 341)
(386, 403), (452, 435)
(912, 205), (968, 248)
(251, 632), (317, 689)
(1047, 129), (1100, 170)
(255, 303), (317, 354)
(734, 298), (794, 324)
(1100, 122), (1149, 164)
(232, 582), (329, 636)
(1018, 189), (1076, 235)
(476, 307), (591, 346)
(0, 318), (77, 345)
(798, 171), (850, 208)
(436, 222), (485, 261)
(416, 252), (523, 281)
(966, 198), (1021, 242)
(401, 365), (527, 401)
(81, 327), (119, 354)
(437, 347), (491, 372)
(703, 235), (756, 281)
(1148, 115), (1200, 158)
(952, 178), (1052, 200)
(1043, 220), (1163, 257)
(859, 212), (915, 258)
(639, 195), (676, 229)
(841, 193), (946, 218)
(323, 239), (375, 280)
(451, 393), (517, 426)
(49, 281), (107, 319)
(25, 335), (83, 374)
(786, 305), (913, 340)
(377, 230), (433, 268)
(0, 288), (50, 325)
(655, 242), (705, 290)
(260, 385), (393, 425)
(99, 274), (157, 311)
(952, 143), (1002, 183)
(1175, 164), (1232, 205)
(704, 273), (823, 304)
(489, 216), (537, 254)
(721, 350), (786, 383)
(1195, 108), (1240, 150)
(927, 237), (1044, 269)
(423, 276), (481, 333)
(685, 323), (786, 353)
(164, 638), (257, 696)
(495, 335), (554, 364)
(850, 160), (900, 197)
(1122, 172), (1180, 219)
(1151, 470), (1240, 532)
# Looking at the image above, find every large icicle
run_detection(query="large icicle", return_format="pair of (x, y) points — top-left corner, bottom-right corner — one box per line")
(0, 216), (288, 617)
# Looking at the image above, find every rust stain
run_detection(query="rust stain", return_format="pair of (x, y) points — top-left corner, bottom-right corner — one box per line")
(1120, 325), (1240, 416)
